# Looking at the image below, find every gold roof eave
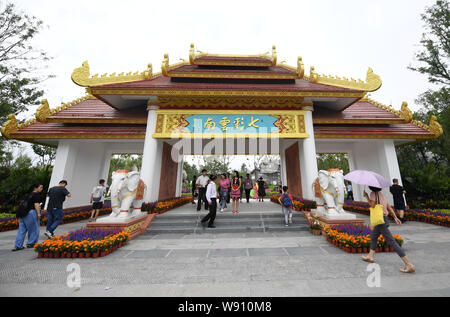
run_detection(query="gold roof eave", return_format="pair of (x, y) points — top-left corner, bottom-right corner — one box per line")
(71, 61), (155, 87)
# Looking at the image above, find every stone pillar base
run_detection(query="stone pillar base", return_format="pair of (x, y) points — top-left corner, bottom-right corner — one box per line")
(307, 212), (365, 228)
(87, 213), (155, 240)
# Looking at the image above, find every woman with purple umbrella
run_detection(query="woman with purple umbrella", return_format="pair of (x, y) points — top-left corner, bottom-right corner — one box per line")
(344, 170), (415, 273)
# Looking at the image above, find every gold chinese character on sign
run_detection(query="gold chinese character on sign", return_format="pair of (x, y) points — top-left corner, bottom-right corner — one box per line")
(248, 117), (260, 128)
(233, 117), (244, 131)
(219, 117), (231, 131)
(204, 118), (216, 130)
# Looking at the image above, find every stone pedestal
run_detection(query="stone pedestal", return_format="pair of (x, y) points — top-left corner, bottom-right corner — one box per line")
(307, 211), (365, 228)
(87, 213), (155, 240)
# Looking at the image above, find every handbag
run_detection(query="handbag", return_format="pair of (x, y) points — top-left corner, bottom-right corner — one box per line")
(370, 192), (385, 227)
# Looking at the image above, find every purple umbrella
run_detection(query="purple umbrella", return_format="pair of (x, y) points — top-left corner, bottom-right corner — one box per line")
(344, 170), (391, 188)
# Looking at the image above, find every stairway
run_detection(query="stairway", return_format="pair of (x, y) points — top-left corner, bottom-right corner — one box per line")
(146, 210), (309, 234)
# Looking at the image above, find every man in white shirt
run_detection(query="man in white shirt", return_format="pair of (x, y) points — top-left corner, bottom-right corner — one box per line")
(201, 175), (218, 228)
(196, 169), (210, 211)
(89, 179), (106, 222)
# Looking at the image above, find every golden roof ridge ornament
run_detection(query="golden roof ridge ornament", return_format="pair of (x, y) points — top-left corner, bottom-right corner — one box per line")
(71, 61), (154, 87)
(35, 99), (51, 122)
(1, 114), (18, 139)
(307, 67), (382, 92)
(161, 53), (169, 76)
(400, 102), (412, 122)
(428, 115), (443, 138)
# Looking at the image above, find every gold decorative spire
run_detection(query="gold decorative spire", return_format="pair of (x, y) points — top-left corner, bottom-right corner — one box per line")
(309, 66), (319, 82)
(189, 43), (195, 64)
(161, 53), (169, 76)
(272, 45), (277, 65)
(35, 99), (52, 122)
(297, 56), (305, 79)
(428, 115), (443, 137)
(71, 61), (154, 87)
(1, 114), (18, 139)
(399, 102), (412, 122)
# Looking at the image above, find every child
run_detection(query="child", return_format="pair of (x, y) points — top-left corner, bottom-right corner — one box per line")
(278, 186), (293, 226)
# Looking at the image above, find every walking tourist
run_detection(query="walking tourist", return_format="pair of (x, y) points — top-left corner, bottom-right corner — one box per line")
(226, 172), (231, 204)
(257, 177), (266, 202)
(219, 173), (230, 212)
(346, 182), (354, 200)
(239, 176), (244, 202)
(191, 175), (197, 204)
(89, 179), (107, 222)
(278, 186), (293, 227)
(361, 186), (415, 273)
(244, 174), (253, 203)
(196, 169), (209, 211)
(44, 180), (71, 238)
(231, 171), (242, 213)
(201, 175), (218, 228)
(12, 183), (43, 251)
(390, 178), (407, 223)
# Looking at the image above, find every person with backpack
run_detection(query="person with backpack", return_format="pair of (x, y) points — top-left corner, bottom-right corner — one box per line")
(12, 183), (43, 251)
(278, 186), (293, 227)
(44, 180), (71, 238)
(89, 179), (107, 222)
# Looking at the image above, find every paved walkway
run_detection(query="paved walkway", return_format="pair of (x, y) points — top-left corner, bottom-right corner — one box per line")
(1, 200), (450, 297)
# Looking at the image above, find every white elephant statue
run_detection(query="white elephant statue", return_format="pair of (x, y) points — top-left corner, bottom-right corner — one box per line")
(102, 169), (147, 221)
(312, 168), (355, 219)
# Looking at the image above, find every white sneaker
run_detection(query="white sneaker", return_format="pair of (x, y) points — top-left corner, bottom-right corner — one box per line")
(289, 216), (293, 224)
(285, 223), (289, 227)
(220, 209), (224, 213)
(44, 231), (53, 239)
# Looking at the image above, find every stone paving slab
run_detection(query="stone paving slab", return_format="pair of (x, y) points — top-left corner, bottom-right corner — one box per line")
(1, 202), (450, 297)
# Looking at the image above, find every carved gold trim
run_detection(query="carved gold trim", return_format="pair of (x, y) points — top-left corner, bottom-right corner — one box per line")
(314, 133), (437, 140)
(10, 133), (146, 140)
(1, 114), (18, 139)
(91, 88), (365, 99)
(427, 115), (443, 138)
(313, 118), (406, 124)
(148, 96), (307, 109)
(359, 96), (411, 123)
(71, 61), (154, 87)
(307, 67), (382, 92)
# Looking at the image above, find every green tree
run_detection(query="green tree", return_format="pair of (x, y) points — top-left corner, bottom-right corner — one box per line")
(316, 154), (350, 174)
(107, 154), (142, 185)
(32, 144), (56, 167)
(183, 161), (199, 182)
(0, 2), (53, 169)
(398, 0), (450, 204)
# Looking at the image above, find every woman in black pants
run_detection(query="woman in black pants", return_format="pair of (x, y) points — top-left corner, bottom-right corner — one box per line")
(361, 186), (415, 273)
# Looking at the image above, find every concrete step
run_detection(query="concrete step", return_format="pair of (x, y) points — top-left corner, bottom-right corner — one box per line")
(150, 218), (308, 227)
(146, 223), (309, 234)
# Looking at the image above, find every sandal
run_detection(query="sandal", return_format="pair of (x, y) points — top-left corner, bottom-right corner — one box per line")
(400, 265), (415, 273)
(12, 247), (25, 251)
(361, 256), (375, 263)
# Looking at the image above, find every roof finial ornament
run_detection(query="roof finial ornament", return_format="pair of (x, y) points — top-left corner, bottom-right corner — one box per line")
(161, 53), (170, 76)
(189, 43), (195, 64)
(272, 45), (277, 66)
(400, 102), (412, 122)
(310, 66), (318, 82)
(297, 56), (305, 79)
(1, 114), (18, 139)
(428, 115), (443, 138)
(35, 99), (51, 123)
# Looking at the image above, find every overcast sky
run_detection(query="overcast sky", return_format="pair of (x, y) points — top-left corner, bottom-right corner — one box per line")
(11, 0), (438, 169)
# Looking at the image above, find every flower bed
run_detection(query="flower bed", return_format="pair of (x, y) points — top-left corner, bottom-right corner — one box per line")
(323, 224), (404, 253)
(343, 200), (450, 227)
(34, 228), (130, 258)
(0, 207), (112, 232)
(141, 196), (192, 214)
(270, 195), (316, 211)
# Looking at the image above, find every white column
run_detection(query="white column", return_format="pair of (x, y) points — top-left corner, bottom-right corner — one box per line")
(279, 140), (287, 186)
(298, 109), (318, 200)
(377, 140), (402, 205)
(175, 154), (184, 197)
(140, 106), (163, 202)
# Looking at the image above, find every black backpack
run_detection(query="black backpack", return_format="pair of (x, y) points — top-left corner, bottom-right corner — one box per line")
(16, 193), (33, 218)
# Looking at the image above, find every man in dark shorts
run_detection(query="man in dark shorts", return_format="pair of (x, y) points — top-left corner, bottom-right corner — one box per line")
(390, 178), (407, 223)
(89, 179), (106, 222)
(45, 180), (71, 238)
